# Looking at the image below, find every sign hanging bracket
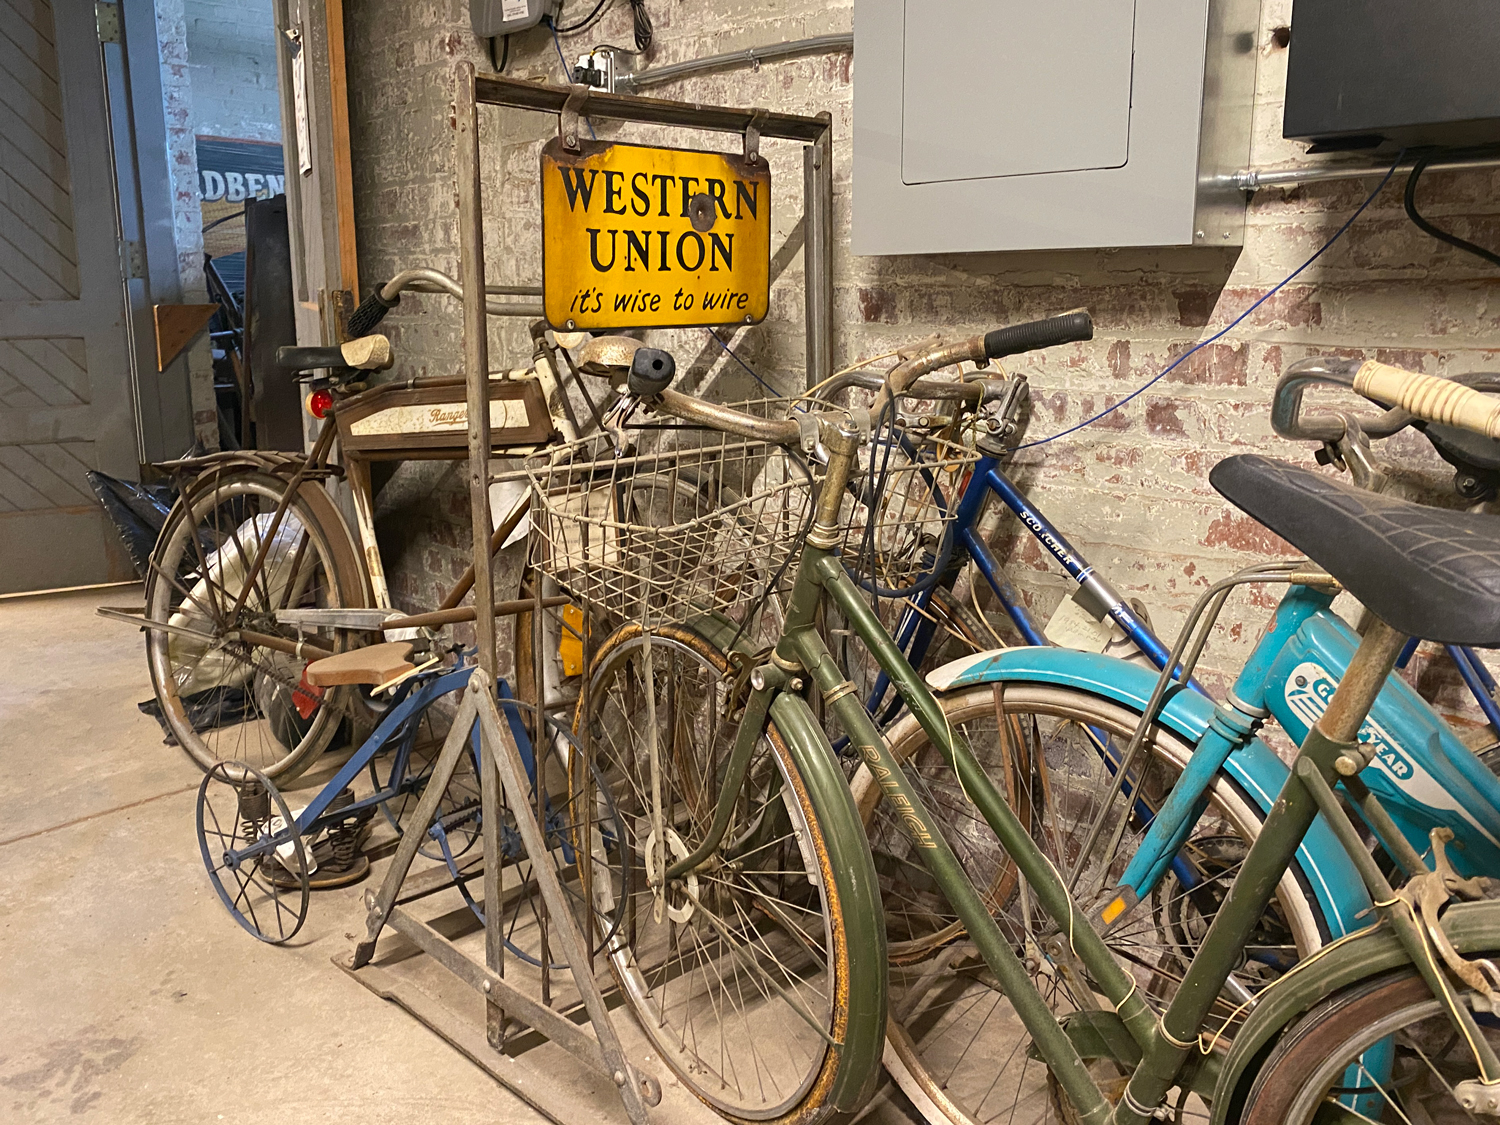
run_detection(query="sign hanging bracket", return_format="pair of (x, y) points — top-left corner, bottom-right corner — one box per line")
(744, 108), (768, 165)
(560, 84), (591, 151)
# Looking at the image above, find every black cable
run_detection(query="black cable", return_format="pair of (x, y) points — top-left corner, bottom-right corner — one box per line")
(629, 0), (652, 51)
(556, 0), (611, 34)
(725, 445), (818, 654)
(1404, 148), (1500, 270)
(489, 34), (510, 73)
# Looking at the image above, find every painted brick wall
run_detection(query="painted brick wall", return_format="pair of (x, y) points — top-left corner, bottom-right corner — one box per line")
(155, 0), (206, 298)
(344, 0), (1500, 732)
(183, 0), (282, 142)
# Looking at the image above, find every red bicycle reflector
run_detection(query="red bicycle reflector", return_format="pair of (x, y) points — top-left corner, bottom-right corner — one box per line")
(293, 666), (325, 719)
(306, 388), (334, 419)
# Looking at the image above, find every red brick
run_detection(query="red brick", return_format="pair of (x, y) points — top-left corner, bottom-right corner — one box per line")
(857, 287), (897, 323)
(1145, 399), (1186, 437)
(1174, 288), (1218, 328)
(1167, 341), (1248, 386)
(1202, 510), (1298, 556)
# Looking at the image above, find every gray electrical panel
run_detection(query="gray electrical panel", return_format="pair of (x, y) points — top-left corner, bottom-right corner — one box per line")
(853, 0), (1261, 255)
(472, 0), (560, 38)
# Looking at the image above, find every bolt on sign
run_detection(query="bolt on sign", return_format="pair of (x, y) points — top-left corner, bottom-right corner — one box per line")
(541, 139), (770, 331)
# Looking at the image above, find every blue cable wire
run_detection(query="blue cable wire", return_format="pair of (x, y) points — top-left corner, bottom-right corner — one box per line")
(705, 329), (782, 398)
(548, 19), (598, 140)
(1015, 154), (1404, 451)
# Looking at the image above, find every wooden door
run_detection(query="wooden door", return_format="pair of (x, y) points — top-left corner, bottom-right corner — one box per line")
(0, 0), (138, 592)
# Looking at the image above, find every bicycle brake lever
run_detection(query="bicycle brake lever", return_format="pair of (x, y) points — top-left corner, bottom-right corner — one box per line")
(1329, 415), (1387, 492)
(602, 394), (639, 455)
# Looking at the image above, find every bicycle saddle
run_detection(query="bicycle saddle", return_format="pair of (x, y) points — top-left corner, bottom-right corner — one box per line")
(305, 641), (414, 687)
(1211, 454), (1500, 646)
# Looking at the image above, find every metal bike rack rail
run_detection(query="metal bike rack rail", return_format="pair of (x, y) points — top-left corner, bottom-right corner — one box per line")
(341, 62), (834, 1125)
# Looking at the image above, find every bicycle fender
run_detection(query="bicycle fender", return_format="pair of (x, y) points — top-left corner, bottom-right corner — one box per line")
(1266, 610), (1500, 877)
(767, 691), (889, 1115)
(928, 647), (1373, 938)
(1207, 899), (1500, 1125)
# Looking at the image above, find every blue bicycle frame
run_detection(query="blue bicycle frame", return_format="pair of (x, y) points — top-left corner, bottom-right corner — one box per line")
(866, 452), (1177, 722)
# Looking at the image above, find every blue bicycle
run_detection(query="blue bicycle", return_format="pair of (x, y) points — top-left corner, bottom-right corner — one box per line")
(830, 351), (1500, 751)
(196, 642), (625, 954)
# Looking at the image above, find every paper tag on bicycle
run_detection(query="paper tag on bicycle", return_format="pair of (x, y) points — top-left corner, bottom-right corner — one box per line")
(541, 138), (770, 331)
(1043, 592), (1124, 653)
(267, 811), (317, 875)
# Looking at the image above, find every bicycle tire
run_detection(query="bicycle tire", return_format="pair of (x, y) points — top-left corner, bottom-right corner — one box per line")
(572, 621), (885, 1125)
(855, 683), (1329, 1125)
(1239, 964), (1500, 1125)
(144, 468), (369, 783)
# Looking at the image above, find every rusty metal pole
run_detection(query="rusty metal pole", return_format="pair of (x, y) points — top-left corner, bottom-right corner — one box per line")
(802, 114), (833, 392)
(455, 60), (506, 1050)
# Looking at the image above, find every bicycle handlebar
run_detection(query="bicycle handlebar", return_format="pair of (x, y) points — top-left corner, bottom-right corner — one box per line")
(1354, 361), (1500, 440)
(1273, 357), (1500, 446)
(652, 387), (803, 444)
(646, 313), (1094, 444)
(276, 334), (393, 373)
(984, 310), (1094, 361)
(346, 268), (545, 337)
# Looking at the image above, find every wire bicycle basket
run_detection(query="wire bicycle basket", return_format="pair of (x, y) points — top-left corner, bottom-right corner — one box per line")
(837, 427), (981, 596)
(525, 430), (816, 627)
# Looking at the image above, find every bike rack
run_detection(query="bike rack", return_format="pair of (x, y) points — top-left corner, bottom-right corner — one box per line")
(340, 62), (832, 1124)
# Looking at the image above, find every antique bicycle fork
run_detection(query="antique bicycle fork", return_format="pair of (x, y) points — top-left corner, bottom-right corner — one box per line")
(658, 414), (1500, 1125)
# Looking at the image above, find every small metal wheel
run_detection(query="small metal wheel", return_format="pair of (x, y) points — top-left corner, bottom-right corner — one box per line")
(196, 759), (310, 943)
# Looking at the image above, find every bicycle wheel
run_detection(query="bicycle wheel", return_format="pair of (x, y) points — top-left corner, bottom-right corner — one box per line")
(573, 622), (878, 1124)
(145, 469), (369, 783)
(1240, 965), (1500, 1125)
(369, 701), (482, 863)
(854, 683), (1328, 1125)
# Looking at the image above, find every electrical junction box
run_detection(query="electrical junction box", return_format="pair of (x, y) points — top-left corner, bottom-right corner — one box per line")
(852, 0), (1261, 255)
(471, 0), (560, 38)
(1283, 0), (1500, 152)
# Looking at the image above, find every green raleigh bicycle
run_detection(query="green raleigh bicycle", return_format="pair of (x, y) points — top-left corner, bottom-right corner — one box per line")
(538, 324), (1500, 1125)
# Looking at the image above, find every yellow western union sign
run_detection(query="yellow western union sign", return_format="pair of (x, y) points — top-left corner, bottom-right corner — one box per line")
(541, 138), (770, 331)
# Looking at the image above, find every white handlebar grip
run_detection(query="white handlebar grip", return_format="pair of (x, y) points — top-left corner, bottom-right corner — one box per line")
(339, 334), (393, 371)
(1354, 361), (1500, 440)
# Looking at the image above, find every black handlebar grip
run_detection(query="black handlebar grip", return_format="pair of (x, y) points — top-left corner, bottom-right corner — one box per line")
(627, 347), (676, 396)
(277, 345), (348, 371)
(983, 310), (1094, 360)
(345, 283), (400, 338)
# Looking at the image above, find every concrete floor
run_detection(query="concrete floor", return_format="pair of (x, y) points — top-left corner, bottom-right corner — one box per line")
(0, 584), (551, 1124)
(0, 586), (920, 1125)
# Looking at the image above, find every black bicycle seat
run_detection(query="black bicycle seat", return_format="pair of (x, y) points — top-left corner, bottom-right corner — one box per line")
(1211, 454), (1500, 646)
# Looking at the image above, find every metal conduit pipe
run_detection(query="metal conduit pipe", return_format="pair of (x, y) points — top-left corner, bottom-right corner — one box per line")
(1228, 150), (1500, 192)
(614, 33), (853, 93)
